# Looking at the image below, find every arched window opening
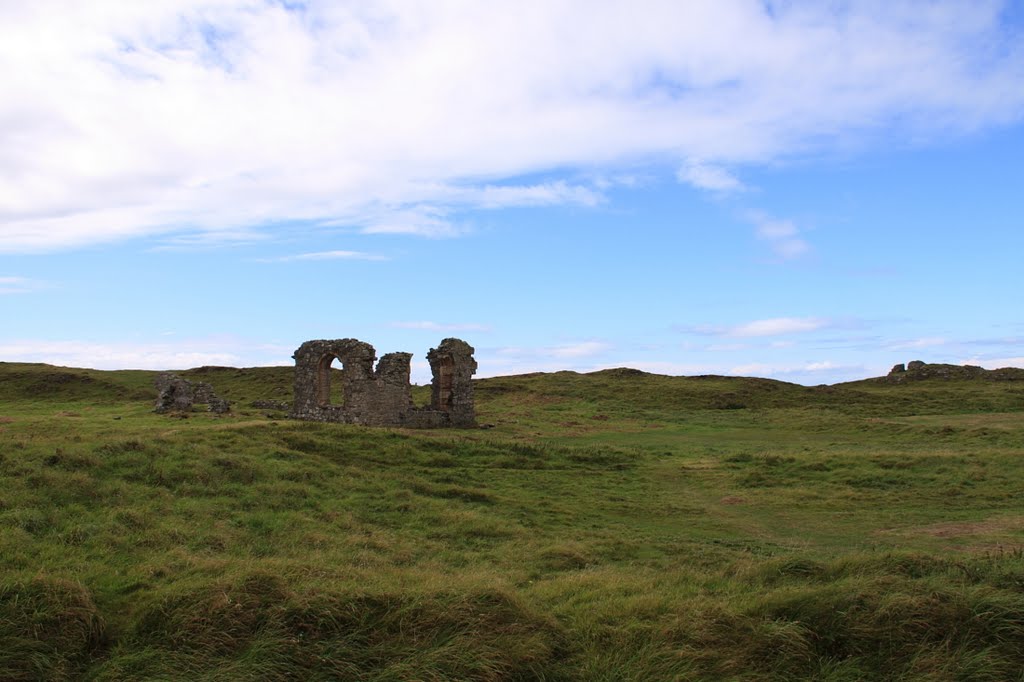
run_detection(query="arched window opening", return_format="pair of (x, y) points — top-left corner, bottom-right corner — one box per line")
(316, 354), (346, 407)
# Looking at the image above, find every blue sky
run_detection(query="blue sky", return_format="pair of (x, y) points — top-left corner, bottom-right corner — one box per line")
(2, 1), (1023, 384)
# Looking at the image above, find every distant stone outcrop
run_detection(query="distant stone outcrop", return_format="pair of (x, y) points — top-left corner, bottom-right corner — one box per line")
(291, 337), (477, 427)
(154, 373), (230, 413)
(884, 361), (1024, 383)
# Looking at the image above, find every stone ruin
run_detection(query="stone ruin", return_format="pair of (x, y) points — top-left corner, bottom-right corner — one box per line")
(890, 360), (927, 374)
(290, 337), (477, 427)
(154, 373), (230, 414)
(885, 360), (1024, 383)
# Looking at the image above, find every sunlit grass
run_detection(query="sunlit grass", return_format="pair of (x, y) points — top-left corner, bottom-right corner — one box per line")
(2, 362), (1024, 679)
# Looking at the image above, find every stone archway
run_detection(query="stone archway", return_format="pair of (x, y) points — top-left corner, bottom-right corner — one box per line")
(292, 339), (376, 421)
(315, 353), (345, 407)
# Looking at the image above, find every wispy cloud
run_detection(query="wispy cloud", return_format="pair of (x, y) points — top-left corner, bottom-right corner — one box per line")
(692, 317), (830, 338)
(0, 339), (246, 370)
(0, 276), (48, 294)
(259, 250), (388, 263)
(961, 356), (1024, 370)
(549, 341), (613, 358)
(677, 160), (746, 193)
(491, 337), (610, 360)
(706, 343), (750, 352)
(2, 2), (1022, 252)
(728, 360), (859, 378)
(465, 182), (604, 209)
(150, 227), (270, 251)
(358, 208), (467, 238)
(887, 337), (947, 350)
(731, 317), (827, 337)
(390, 321), (493, 333)
(746, 211), (811, 260)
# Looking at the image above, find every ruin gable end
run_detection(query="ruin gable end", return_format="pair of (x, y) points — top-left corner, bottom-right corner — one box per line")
(290, 337), (477, 427)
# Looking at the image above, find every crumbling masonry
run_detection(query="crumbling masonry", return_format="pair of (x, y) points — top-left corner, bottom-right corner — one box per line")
(154, 373), (230, 413)
(290, 338), (477, 427)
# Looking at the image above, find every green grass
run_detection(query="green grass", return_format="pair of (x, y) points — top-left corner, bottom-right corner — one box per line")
(2, 362), (1024, 679)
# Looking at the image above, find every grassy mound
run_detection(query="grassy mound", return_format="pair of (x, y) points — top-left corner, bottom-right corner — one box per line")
(0, 575), (105, 681)
(93, 573), (563, 680)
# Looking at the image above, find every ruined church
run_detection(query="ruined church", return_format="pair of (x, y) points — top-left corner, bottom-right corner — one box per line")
(290, 337), (477, 427)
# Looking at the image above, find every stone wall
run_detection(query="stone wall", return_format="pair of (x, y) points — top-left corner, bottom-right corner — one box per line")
(154, 373), (230, 413)
(290, 337), (477, 427)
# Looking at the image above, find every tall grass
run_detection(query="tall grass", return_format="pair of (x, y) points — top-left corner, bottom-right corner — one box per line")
(2, 362), (1024, 679)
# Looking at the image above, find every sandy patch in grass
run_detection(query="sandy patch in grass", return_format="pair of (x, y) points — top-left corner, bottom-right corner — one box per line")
(880, 515), (1024, 539)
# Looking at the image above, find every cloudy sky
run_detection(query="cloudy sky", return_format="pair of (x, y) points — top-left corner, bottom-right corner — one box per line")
(2, 0), (1023, 384)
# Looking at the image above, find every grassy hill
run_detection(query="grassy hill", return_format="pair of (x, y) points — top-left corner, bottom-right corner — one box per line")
(2, 362), (1024, 680)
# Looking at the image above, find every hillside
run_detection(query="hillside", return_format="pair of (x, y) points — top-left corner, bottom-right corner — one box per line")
(2, 361), (1024, 680)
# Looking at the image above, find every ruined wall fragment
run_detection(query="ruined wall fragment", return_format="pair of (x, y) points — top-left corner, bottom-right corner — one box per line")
(427, 337), (478, 427)
(154, 373), (194, 413)
(154, 373), (229, 413)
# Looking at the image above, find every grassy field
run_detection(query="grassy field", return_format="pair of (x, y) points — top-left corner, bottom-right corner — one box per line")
(2, 361), (1024, 680)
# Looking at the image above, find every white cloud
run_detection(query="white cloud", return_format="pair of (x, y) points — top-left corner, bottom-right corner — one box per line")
(0, 337), (296, 370)
(729, 360), (844, 376)
(677, 160), (745, 192)
(390, 321), (493, 333)
(149, 228), (270, 250)
(259, 250), (388, 262)
(549, 341), (613, 358)
(470, 182), (604, 209)
(1, 2), (1022, 252)
(721, 317), (828, 337)
(0, 340), (237, 370)
(357, 207), (467, 238)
